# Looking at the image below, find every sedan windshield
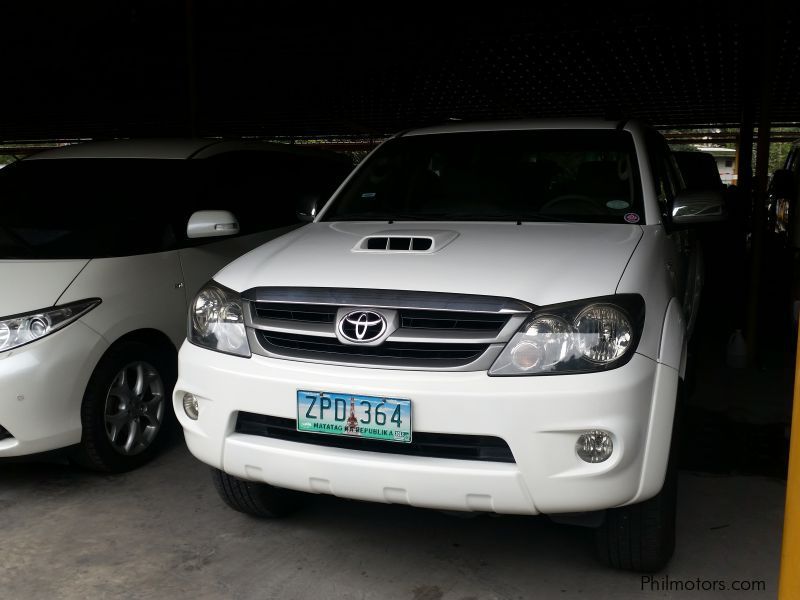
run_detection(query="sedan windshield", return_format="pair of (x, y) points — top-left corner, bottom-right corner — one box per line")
(0, 159), (191, 259)
(322, 130), (644, 224)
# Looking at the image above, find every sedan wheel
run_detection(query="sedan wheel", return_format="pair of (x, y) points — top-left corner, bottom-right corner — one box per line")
(71, 340), (176, 472)
(104, 361), (165, 456)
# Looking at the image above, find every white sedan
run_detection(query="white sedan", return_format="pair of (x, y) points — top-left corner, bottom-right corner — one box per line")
(0, 138), (350, 471)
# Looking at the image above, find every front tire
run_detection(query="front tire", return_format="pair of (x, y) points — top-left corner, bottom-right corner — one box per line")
(595, 383), (683, 573)
(594, 459), (677, 572)
(70, 340), (175, 473)
(212, 469), (299, 518)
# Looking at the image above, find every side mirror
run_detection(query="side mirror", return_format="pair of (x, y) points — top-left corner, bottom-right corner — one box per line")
(186, 210), (240, 238)
(670, 190), (726, 226)
(296, 194), (321, 222)
(771, 169), (796, 200)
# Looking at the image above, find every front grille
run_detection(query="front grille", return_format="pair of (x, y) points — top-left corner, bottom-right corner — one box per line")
(244, 288), (532, 371)
(254, 304), (509, 334)
(235, 413), (516, 463)
(257, 331), (487, 362)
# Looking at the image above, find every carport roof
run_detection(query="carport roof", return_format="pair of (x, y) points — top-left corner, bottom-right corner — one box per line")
(2, 2), (799, 141)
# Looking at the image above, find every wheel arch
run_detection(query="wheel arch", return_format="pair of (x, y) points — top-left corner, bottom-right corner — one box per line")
(100, 328), (178, 368)
(658, 297), (687, 376)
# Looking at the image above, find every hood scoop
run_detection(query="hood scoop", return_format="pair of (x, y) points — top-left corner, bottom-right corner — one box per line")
(353, 230), (459, 254)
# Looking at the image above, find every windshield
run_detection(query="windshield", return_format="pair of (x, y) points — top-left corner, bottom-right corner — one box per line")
(0, 159), (191, 259)
(321, 130), (644, 224)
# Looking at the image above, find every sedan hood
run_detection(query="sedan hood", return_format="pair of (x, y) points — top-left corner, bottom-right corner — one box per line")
(0, 259), (89, 317)
(216, 222), (643, 307)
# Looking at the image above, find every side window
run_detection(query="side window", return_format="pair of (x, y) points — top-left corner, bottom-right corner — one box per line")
(646, 131), (674, 212)
(647, 131), (685, 217)
(185, 150), (351, 241)
(664, 151), (685, 196)
(214, 152), (300, 234)
(174, 151), (299, 245)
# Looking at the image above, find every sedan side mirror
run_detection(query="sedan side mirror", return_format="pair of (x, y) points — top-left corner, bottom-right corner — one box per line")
(296, 194), (321, 222)
(187, 210), (240, 238)
(670, 190), (726, 226)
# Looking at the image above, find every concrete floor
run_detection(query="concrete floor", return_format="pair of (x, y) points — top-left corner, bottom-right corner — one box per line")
(0, 434), (786, 600)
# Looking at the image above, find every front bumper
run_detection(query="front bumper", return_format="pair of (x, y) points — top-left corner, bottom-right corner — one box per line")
(174, 342), (679, 515)
(0, 321), (108, 457)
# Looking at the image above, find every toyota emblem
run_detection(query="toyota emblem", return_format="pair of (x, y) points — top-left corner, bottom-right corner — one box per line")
(338, 310), (387, 343)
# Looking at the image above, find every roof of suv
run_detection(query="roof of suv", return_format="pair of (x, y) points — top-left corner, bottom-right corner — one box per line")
(401, 118), (635, 137)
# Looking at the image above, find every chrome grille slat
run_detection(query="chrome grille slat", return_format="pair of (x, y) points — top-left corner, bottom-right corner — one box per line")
(258, 331), (487, 360)
(241, 287), (531, 314)
(247, 317), (337, 338)
(244, 288), (533, 371)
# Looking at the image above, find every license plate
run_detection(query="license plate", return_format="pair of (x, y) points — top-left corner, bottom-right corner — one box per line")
(297, 390), (412, 443)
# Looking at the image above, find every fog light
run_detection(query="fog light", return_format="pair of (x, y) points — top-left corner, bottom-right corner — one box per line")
(183, 393), (199, 420)
(576, 430), (613, 463)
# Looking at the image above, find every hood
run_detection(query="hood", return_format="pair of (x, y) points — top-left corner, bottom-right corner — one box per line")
(215, 222), (643, 307)
(0, 259), (89, 316)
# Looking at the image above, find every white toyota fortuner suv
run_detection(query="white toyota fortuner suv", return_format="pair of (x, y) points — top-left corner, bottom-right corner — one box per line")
(174, 120), (724, 572)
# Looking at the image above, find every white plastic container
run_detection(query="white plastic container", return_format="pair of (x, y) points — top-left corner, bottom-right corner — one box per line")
(726, 329), (747, 369)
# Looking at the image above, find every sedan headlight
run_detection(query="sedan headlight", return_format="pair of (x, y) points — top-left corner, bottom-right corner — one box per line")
(189, 282), (250, 357)
(0, 298), (101, 353)
(489, 295), (644, 376)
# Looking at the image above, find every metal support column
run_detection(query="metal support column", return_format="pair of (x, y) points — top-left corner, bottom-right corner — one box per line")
(745, 6), (775, 365)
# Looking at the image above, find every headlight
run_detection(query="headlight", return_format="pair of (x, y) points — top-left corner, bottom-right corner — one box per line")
(0, 298), (101, 353)
(188, 282), (250, 357)
(489, 295), (644, 376)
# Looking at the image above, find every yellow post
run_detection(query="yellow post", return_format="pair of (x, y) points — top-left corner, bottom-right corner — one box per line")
(779, 328), (800, 599)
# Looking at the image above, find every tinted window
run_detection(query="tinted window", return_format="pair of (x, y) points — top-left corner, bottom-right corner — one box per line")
(0, 159), (185, 259)
(190, 151), (350, 237)
(321, 130), (644, 224)
(673, 151), (723, 191)
(0, 152), (352, 258)
(646, 131), (680, 212)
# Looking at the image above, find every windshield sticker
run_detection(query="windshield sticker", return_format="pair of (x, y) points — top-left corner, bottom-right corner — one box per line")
(606, 200), (629, 210)
(361, 192), (377, 199)
(624, 212), (641, 224)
